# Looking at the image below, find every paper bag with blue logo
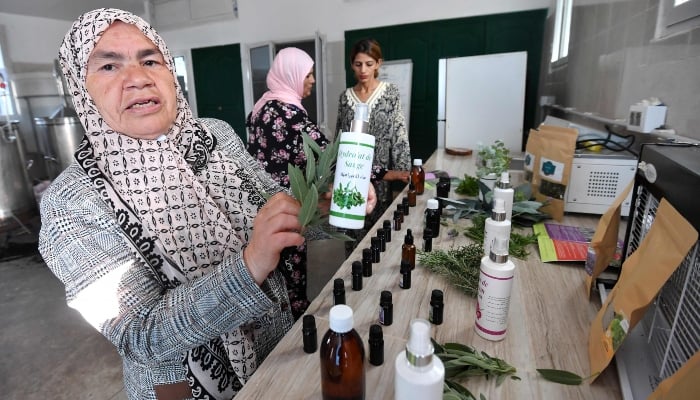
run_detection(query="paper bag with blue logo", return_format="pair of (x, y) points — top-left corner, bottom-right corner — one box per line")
(531, 125), (578, 221)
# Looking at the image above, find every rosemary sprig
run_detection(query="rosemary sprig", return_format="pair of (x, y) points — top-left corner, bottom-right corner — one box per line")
(418, 244), (483, 297)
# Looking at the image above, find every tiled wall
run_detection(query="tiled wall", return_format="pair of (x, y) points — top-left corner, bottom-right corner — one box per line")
(540, 0), (700, 140)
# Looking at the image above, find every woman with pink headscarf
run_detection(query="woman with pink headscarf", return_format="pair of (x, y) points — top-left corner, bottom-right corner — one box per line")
(246, 47), (329, 319)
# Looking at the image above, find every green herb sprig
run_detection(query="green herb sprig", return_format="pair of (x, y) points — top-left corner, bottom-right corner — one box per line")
(418, 244), (483, 297)
(463, 214), (539, 260)
(434, 339), (520, 399)
(286, 133), (352, 241)
(455, 174), (480, 197)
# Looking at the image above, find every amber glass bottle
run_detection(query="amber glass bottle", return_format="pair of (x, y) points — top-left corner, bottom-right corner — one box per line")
(407, 182), (417, 207)
(410, 159), (425, 195)
(320, 305), (366, 400)
(402, 229), (416, 270)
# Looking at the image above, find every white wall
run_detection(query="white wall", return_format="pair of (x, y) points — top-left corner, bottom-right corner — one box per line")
(0, 0), (550, 140)
(159, 0), (549, 132)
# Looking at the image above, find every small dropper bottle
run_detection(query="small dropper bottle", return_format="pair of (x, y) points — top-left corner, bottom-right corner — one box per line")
(362, 248), (373, 277)
(383, 220), (392, 242)
(379, 291), (393, 326)
(368, 324), (384, 366)
(351, 261), (363, 291)
(402, 229), (416, 270)
(333, 278), (345, 305)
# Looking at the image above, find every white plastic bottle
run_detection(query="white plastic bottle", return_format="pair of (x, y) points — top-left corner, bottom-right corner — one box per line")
(329, 104), (376, 229)
(475, 236), (515, 341)
(493, 171), (514, 221)
(483, 198), (511, 256)
(394, 319), (444, 400)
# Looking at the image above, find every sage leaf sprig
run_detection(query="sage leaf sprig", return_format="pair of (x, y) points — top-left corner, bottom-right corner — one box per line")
(433, 339), (520, 400)
(418, 244), (483, 297)
(536, 369), (600, 385)
(288, 133), (352, 241)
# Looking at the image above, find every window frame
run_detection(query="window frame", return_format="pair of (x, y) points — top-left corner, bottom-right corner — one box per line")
(656, 0), (700, 40)
(550, 0), (572, 67)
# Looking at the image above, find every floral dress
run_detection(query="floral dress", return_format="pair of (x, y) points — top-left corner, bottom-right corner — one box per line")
(336, 82), (411, 248)
(246, 100), (329, 319)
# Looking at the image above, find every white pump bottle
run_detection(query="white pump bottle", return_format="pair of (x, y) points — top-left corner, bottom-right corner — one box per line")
(394, 319), (444, 400)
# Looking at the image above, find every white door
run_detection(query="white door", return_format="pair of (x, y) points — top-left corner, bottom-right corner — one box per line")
(443, 51), (527, 153)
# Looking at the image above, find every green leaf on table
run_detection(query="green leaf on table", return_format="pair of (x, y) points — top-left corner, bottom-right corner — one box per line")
(536, 368), (584, 385)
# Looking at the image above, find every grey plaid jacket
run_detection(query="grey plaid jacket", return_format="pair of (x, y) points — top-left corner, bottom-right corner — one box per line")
(38, 119), (294, 400)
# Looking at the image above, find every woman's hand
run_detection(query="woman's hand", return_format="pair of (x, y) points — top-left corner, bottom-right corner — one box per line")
(244, 193), (305, 285)
(366, 184), (377, 215)
(383, 170), (410, 183)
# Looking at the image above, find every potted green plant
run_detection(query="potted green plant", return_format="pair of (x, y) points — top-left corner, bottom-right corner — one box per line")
(475, 140), (511, 199)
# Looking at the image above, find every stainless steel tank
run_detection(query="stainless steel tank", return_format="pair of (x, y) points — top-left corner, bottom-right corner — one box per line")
(34, 115), (84, 178)
(0, 121), (36, 228)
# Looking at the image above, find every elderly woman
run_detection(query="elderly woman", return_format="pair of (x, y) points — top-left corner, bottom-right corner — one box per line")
(38, 8), (375, 400)
(246, 47), (329, 319)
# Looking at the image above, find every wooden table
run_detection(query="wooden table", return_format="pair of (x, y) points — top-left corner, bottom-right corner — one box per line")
(237, 150), (622, 399)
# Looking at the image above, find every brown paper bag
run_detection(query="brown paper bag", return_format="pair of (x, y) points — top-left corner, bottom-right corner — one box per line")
(534, 125), (578, 221)
(584, 181), (634, 297)
(588, 199), (698, 381)
(647, 350), (700, 400)
(523, 128), (542, 189)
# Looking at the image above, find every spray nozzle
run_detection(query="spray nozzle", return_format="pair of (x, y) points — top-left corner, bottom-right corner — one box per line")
(407, 319), (432, 358)
(489, 236), (510, 263)
(354, 103), (369, 122)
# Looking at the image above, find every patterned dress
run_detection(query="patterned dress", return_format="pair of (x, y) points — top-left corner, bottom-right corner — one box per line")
(246, 100), (329, 319)
(335, 82), (411, 238)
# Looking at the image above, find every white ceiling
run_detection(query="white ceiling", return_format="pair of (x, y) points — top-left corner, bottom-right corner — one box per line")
(0, 0), (145, 21)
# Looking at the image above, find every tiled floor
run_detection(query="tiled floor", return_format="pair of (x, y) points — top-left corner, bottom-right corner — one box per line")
(0, 216), (345, 400)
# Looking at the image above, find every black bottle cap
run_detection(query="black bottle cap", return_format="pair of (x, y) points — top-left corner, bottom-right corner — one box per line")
(404, 230), (414, 245)
(362, 248), (372, 260)
(400, 260), (411, 272)
(369, 324), (383, 339)
(431, 289), (444, 304)
(303, 314), (316, 331)
(352, 261), (362, 275)
(380, 290), (392, 305)
(383, 220), (391, 229)
(402, 196), (408, 204)
(334, 278), (344, 291)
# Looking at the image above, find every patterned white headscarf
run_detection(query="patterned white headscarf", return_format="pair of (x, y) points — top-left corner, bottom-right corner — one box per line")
(59, 8), (262, 399)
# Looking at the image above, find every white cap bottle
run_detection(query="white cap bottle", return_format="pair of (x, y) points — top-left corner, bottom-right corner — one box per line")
(321, 305), (366, 399)
(475, 236), (515, 341)
(394, 319), (444, 400)
(483, 198), (511, 257)
(493, 171), (514, 221)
